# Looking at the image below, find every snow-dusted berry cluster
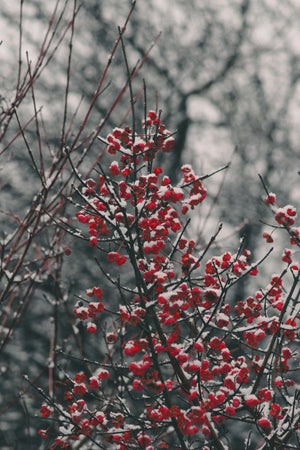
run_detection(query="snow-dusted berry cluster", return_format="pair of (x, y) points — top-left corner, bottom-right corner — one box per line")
(39, 112), (299, 450)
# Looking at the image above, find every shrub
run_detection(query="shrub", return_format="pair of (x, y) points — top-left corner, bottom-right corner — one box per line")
(36, 111), (299, 450)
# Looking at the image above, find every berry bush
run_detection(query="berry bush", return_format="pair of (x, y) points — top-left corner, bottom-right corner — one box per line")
(2, 2), (297, 448)
(37, 111), (299, 450)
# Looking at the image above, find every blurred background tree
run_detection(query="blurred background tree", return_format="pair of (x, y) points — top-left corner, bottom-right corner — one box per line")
(1, 0), (299, 447)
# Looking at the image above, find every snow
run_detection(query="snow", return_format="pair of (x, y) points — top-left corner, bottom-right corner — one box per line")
(44, 172), (56, 189)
